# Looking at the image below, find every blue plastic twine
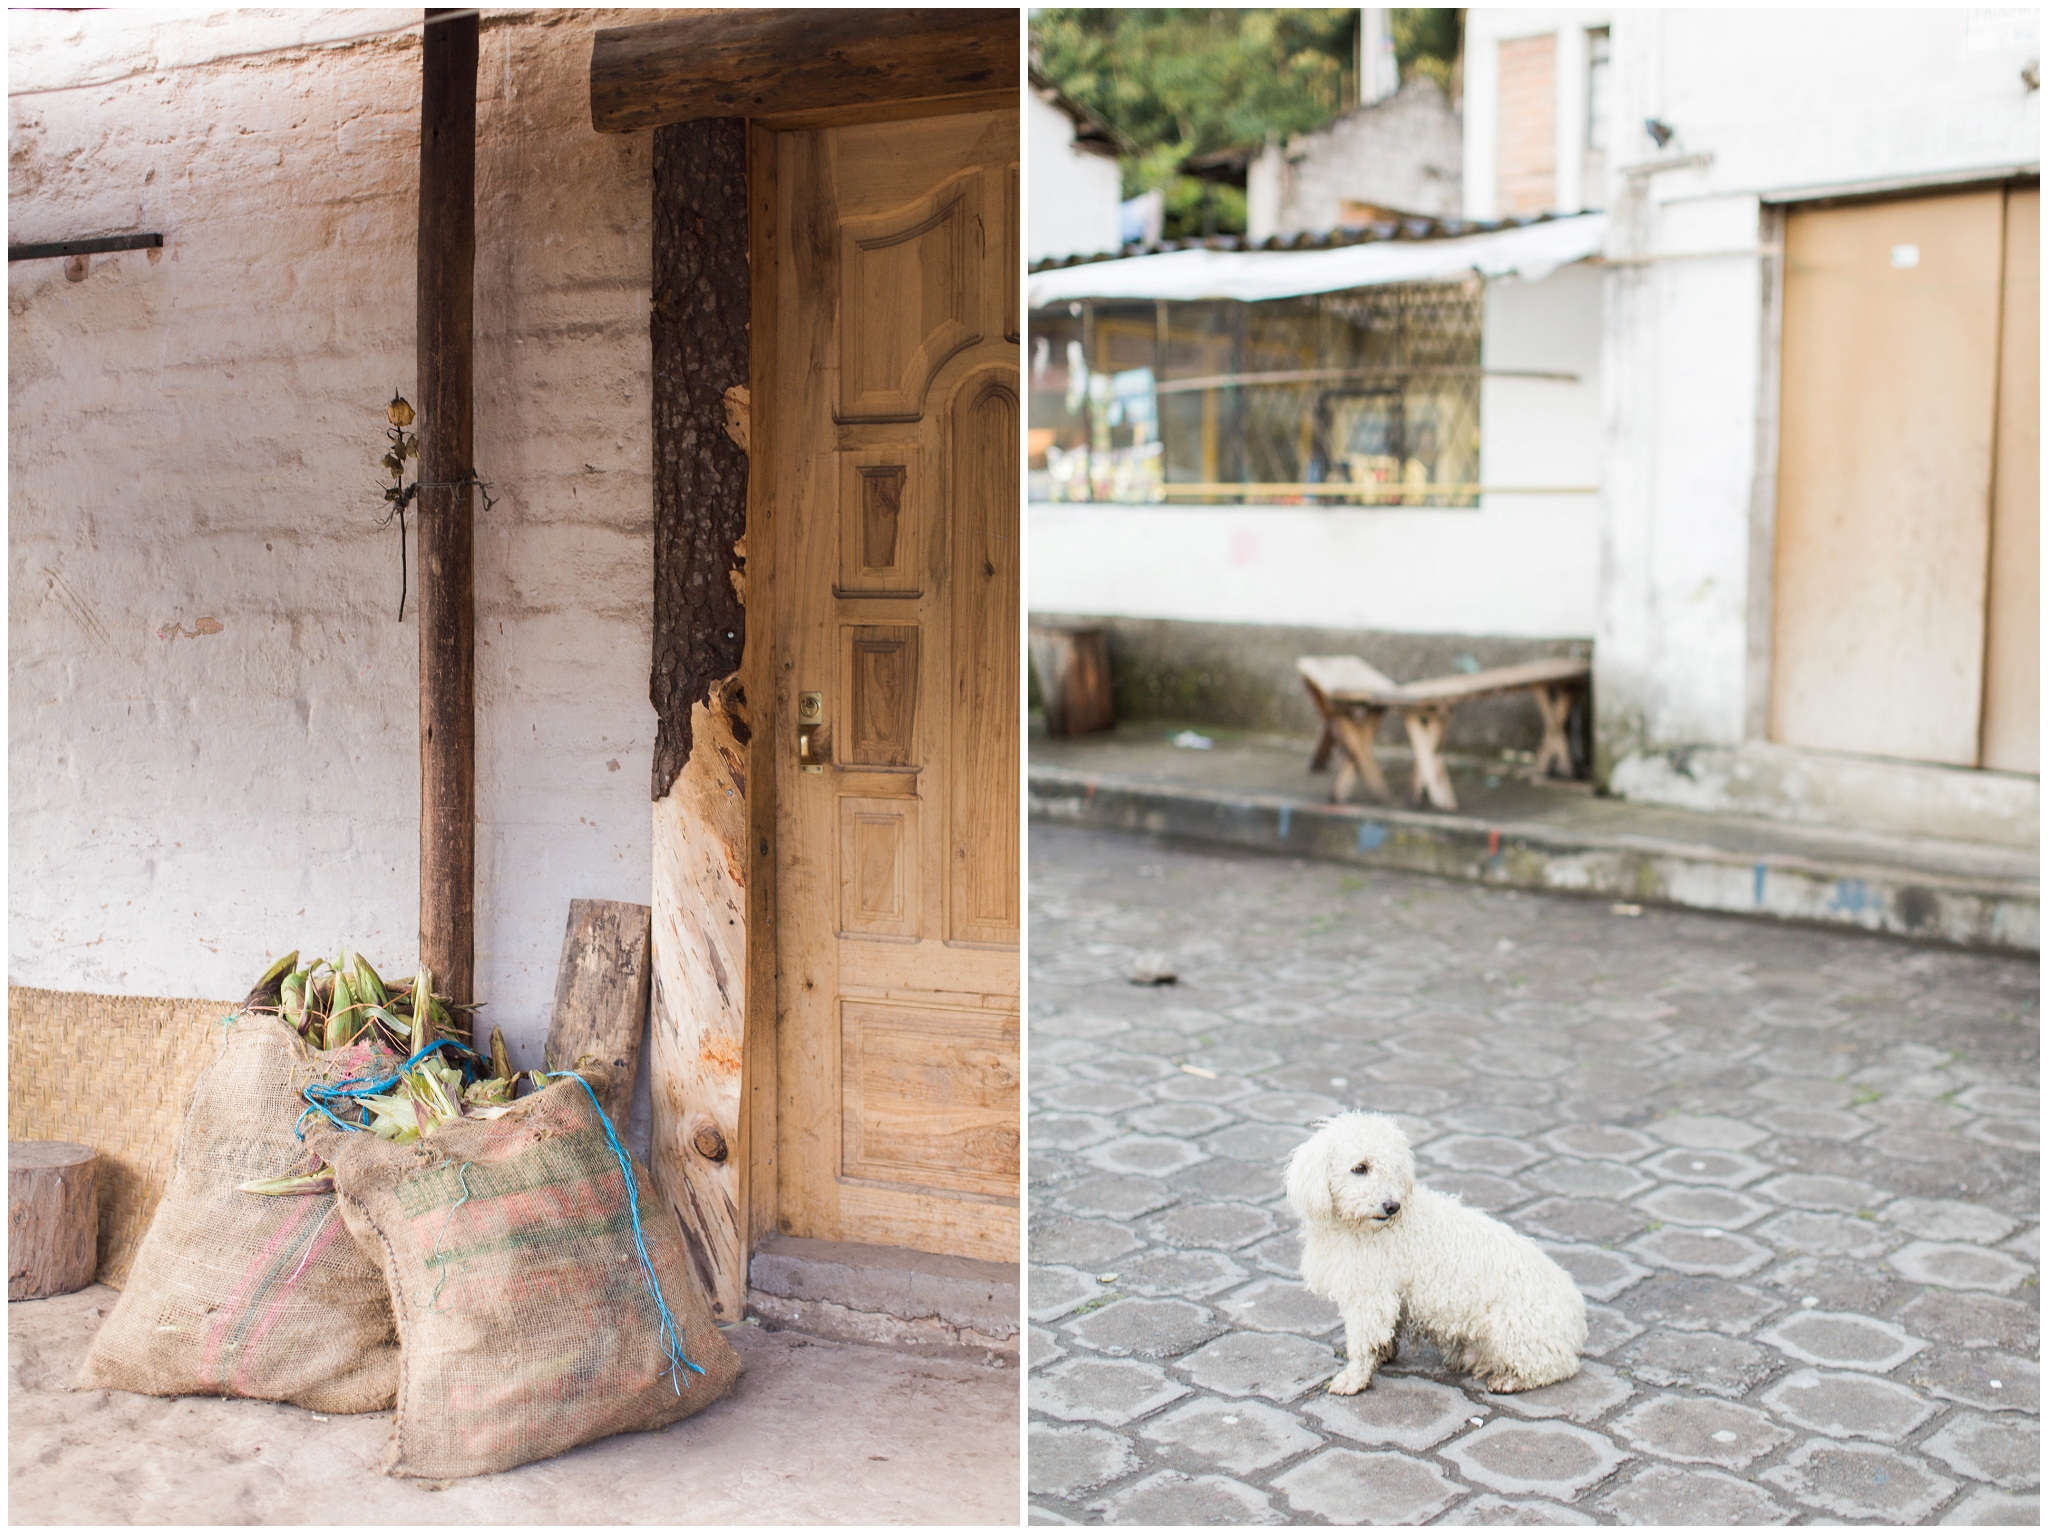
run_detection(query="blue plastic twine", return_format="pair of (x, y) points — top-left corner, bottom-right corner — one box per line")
(550, 1070), (705, 1394)
(294, 1038), (485, 1141)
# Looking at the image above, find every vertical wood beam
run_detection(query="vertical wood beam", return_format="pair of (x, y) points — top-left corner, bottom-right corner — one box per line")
(648, 117), (752, 1321)
(417, 8), (478, 1019)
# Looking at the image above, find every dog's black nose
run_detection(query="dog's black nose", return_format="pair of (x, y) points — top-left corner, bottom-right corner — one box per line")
(1381, 1199), (1401, 1217)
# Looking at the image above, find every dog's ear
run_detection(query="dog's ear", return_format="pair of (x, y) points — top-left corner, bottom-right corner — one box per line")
(1284, 1131), (1335, 1223)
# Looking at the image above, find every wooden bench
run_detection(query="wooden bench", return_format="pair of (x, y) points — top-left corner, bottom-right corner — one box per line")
(1297, 655), (1591, 813)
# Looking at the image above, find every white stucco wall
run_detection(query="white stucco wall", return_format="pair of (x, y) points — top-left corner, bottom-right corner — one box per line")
(1027, 89), (1123, 261)
(1592, 8), (2039, 771)
(1028, 262), (1605, 638)
(1247, 78), (1462, 239)
(8, 8), (684, 1067)
(1464, 6), (1616, 222)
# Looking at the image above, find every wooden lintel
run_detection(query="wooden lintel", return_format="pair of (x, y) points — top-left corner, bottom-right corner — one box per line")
(589, 9), (1019, 134)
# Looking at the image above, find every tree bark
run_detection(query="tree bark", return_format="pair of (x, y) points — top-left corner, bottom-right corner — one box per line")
(9, 1142), (98, 1301)
(417, 8), (478, 1021)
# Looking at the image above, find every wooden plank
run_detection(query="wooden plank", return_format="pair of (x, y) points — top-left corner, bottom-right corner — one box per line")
(590, 10), (1018, 134)
(1980, 185), (2038, 773)
(1296, 655), (1399, 698)
(9, 1141), (98, 1300)
(1771, 191), (2002, 763)
(543, 900), (653, 1131)
(1384, 657), (1591, 704)
(417, 7), (479, 1018)
(1030, 624), (1114, 737)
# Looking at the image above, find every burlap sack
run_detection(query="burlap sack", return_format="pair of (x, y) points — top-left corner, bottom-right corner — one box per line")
(77, 1014), (402, 1412)
(310, 1071), (741, 1479)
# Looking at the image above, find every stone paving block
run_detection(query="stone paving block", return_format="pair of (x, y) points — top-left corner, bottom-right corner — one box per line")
(1540, 1243), (1652, 1303)
(1035, 1009), (1137, 1042)
(1485, 1361), (1632, 1423)
(1612, 1393), (1790, 1468)
(1083, 1133), (1209, 1177)
(1037, 1079), (1153, 1117)
(1906, 1346), (2038, 1414)
(1146, 1201), (1276, 1251)
(1761, 1367), (1937, 1441)
(1300, 1375), (1477, 1450)
(1053, 1175), (1180, 1222)
(1940, 1488), (2041, 1525)
(1180, 1330), (1339, 1401)
(1111, 1246), (1250, 1301)
(1217, 1276), (1342, 1336)
(1137, 1396), (1324, 1476)
(1955, 1084), (2038, 1118)
(1898, 1290), (2040, 1352)
(1525, 1158), (1655, 1202)
(1627, 1225), (1774, 1279)
(1442, 1105), (1555, 1137)
(1031, 1324), (1067, 1370)
(1089, 1469), (1284, 1525)
(1422, 1171), (1534, 1215)
(1226, 997), (1326, 1027)
(1576, 1307), (1634, 1359)
(1594, 1463), (1791, 1525)
(1470, 1046), (1575, 1079)
(1245, 1227), (1303, 1278)
(1034, 1036), (1108, 1068)
(1753, 1210), (1895, 1260)
(1619, 1274), (1780, 1335)
(1073, 1050), (1178, 1084)
(1760, 1254), (1898, 1313)
(1649, 1113), (1768, 1151)
(1750, 1075), (1854, 1108)
(1031, 1355), (1191, 1426)
(1883, 1196), (2020, 1245)
(1029, 1423), (1140, 1499)
(1435, 1494), (1597, 1525)
(1064, 1296), (1225, 1360)
(1757, 1310), (1926, 1372)
(1867, 1124), (1971, 1163)
(1755, 1172), (1884, 1213)
(1760, 1439), (1958, 1522)
(1753, 1104), (1875, 1140)
(1640, 1146), (1772, 1187)
(1168, 1157), (1281, 1204)
(1889, 1239), (2035, 1294)
(1421, 1134), (1546, 1176)
(1864, 1096), (1971, 1131)
(1153, 1071), (1258, 1104)
(1034, 1112), (1123, 1151)
(1236, 1089), (1346, 1125)
(1618, 1330), (1774, 1398)
(1517, 1197), (1647, 1246)
(1027, 1503), (1078, 1525)
(1999, 1223), (2037, 1261)
(1272, 1447), (1467, 1525)
(1203, 1122), (1314, 1162)
(1538, 1126), (1660, 1165)
(1126, 1101), (1236, 1137)
(1965, 1116), (2038, 1150)
(1921, 1411), (2040, 1490)
(1029, 1264), (1104, 1324)
(1439, 1419), (1629, 1499)
(1635, 1185), (1772, 1230)
(1370, 1057), (1471, 1087)
(1032, 1219), (1144, 1270)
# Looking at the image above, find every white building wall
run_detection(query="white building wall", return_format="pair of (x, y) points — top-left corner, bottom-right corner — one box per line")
(1027, 90), (1124, 261)
(8, 8), (683, 1067)
(1594, 7), (2039, 790)
(1029, 263), (1605, 639)
(1464, 7), (1616, 221)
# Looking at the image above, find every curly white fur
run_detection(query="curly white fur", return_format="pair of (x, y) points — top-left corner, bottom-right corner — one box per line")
(1286, 1112), (1586, 1395)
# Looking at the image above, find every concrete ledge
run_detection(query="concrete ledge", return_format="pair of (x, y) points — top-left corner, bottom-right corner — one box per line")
(1031, 766), (2038, 954)
(746, 1234), (1019, 1366)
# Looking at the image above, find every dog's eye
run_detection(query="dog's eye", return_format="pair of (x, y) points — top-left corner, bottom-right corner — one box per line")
(1350, 1161), (1370, 1175)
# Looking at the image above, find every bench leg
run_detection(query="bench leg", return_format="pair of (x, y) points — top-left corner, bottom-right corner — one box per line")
(1303, 680), (1337, 772)
(1532, 684), (1577, 779)
(1329, 707), (1390, 803)
(1403, 707), (1458, 811)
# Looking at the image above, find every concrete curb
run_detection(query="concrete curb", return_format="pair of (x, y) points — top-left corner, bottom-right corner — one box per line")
(746, 1234), (1020, 1366)
(1030, 767), (2038, 954)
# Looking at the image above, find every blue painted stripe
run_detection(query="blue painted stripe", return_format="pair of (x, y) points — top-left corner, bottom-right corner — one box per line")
(1357, 822), (1387, 851)
(1753, 862), (1766, 906)
(1278, 804), (1291, 840)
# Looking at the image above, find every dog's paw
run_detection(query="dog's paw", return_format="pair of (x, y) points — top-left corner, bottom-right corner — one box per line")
(1327, 1366), (1372, 1396)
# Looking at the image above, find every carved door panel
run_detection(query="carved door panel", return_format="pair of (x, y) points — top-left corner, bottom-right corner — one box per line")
(769, 110), (1019, 1261)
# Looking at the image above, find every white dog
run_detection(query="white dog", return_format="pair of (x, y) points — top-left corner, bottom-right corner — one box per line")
(1286, 1112), (1586, 1395)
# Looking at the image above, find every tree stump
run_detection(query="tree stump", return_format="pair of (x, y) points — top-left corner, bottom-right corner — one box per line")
(9, 1141), (98, 1301)
(1030, 623), (1115, 737)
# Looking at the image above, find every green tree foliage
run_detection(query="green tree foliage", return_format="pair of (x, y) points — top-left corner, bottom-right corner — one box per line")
(1034, 9), (1460, 240)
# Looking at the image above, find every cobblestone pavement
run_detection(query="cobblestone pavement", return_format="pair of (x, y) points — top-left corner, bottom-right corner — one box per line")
(1027, 823), (2039, 1526)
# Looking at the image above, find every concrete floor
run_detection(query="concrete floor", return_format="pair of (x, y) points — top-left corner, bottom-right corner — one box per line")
(11, 1286), (1019, 1525)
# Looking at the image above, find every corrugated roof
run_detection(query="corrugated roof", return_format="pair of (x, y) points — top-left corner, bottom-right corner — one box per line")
(1029, 211), (1574, 275)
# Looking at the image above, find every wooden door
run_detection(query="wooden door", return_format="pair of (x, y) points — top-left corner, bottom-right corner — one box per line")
(1770, 190), (2005, 764)
(766, 110), (1019, 1262)
(1979, 186), (2038, 774)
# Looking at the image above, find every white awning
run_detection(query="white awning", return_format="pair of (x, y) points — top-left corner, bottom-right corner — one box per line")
(1027, 213), (1608, 307)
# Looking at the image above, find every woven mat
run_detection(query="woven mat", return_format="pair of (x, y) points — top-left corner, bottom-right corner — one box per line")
(8, 988), (234, 1289)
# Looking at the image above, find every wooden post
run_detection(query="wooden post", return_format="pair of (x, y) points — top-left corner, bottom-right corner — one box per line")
(9, 1141), (98, 1301)
(1029, 622), (1115, 736)
(417, 8), (478, 1022)
(543, 900), (654, 1130)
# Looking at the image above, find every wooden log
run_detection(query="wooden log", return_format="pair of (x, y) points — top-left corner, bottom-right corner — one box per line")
(417, 7), (479, 1022)
(590, 9), (1018, 134)
(543, 901), (654, 1131)
(1029, 623), (1115, 737)
(9, 1141), (98, 1301)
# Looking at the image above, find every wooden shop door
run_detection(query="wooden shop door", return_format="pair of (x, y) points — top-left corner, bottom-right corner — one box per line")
(765, 108), (1019, 1262)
